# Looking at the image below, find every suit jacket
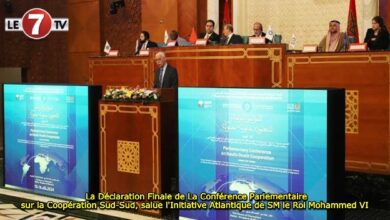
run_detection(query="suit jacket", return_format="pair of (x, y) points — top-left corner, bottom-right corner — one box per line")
(364, 28), (389, 51)
(153, 64), (178, 88)
(221, 34), (243, 45)
(135, 41), (158, 55)
(251, 32), (272, 43)
(198, 32), (220, 43)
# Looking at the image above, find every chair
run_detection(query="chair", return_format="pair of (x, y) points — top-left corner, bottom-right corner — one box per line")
(273, 34), (282, 44)
(388, 40), (390, 50)
(241, 36), (249, 44)
(157, 42), (165, 48)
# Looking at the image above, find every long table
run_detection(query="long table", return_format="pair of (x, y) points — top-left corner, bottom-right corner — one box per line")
(89, 44), (286, 88)
(88, 45), (390, 175)
(149, 44), (285, 87)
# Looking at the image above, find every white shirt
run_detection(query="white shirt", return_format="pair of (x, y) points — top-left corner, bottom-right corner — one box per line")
(226, 33), (234, 44)
(142, 40), (149, 49)
(204, 33), (211, 39)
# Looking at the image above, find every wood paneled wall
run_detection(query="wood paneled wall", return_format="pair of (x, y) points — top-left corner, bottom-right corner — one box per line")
(178, 0), (197, 39)
(3, 1), (389, 84)
(68, 0), (101, 83)
(141, 0), (178, 42)
(197, 0), (208, 33)
(100, 0), (142, 55)
(142, 0), (208, 43)
(0, 1), (68, 83)
(380, 0), (390, 29)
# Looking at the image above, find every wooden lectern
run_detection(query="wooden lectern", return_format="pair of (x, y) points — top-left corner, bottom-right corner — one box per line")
(99, 89), (177, 217)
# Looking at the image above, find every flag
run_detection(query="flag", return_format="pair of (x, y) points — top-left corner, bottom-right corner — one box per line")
(164, 30), (169, 44)
(347, 0), (359, 43)
(189, 27), (197, 44)
(223, 0), (231, 24)
(265, 25), (274, 41)
(104, 41), (111, 54)
(289, 34), (297, 49)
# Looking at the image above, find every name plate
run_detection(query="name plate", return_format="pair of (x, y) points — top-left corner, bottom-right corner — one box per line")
(195, 39), (207, 46)
(302, 45), (318, 53)
(139, 49), (149, 56)
(249, 37), (266, 45)
(166, 41), (177, 47)
(107, 50), (119, 56)
(348, 43), (368, 52)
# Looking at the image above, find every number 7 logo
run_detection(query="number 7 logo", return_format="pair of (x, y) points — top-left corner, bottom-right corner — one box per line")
(21, 8), (52, 40)
(5, 8), (68, 40)
(28, 14), (44, 35)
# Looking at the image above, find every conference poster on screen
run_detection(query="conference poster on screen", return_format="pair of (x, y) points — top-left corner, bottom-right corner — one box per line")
(4, 85), (90, 200)
(179, 88), (328, 220)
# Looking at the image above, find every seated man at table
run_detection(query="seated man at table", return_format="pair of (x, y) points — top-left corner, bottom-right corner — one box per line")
(221, 24), (243, 45)
(134, 31), (158, 55)
(318, 20), (346, 52)
(153, 52), (178, 88)
(198, 19), (220, 44)
(252, 22), (271, 43)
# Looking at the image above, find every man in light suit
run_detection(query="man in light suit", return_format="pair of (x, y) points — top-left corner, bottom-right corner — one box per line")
(221, 24), (243, 45)
(153, 52), (178, 88)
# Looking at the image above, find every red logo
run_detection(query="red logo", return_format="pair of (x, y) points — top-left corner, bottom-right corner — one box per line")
(5, 8), (68, 40)
(22, 8), (52, 40)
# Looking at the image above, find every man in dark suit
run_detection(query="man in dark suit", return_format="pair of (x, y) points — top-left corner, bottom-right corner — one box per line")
(153, 52), (178, 88)
(198, 19), (220, 44)
(252, 22), (271, 43)
(135, 31), (158, 55)
(221, 24), (243, 45)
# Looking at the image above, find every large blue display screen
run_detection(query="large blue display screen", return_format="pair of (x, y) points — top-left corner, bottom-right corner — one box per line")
(4, 84), (90, 200)
(179, 88), (328, 220)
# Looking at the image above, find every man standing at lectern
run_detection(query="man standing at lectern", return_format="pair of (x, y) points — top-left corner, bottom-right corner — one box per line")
(153, 52), (178, 88)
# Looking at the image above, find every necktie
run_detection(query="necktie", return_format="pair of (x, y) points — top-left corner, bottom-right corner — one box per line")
(159, 68), (164, 88)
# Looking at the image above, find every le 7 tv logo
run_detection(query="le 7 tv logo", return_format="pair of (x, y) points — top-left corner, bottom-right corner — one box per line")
(5, 8), (68, 40)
